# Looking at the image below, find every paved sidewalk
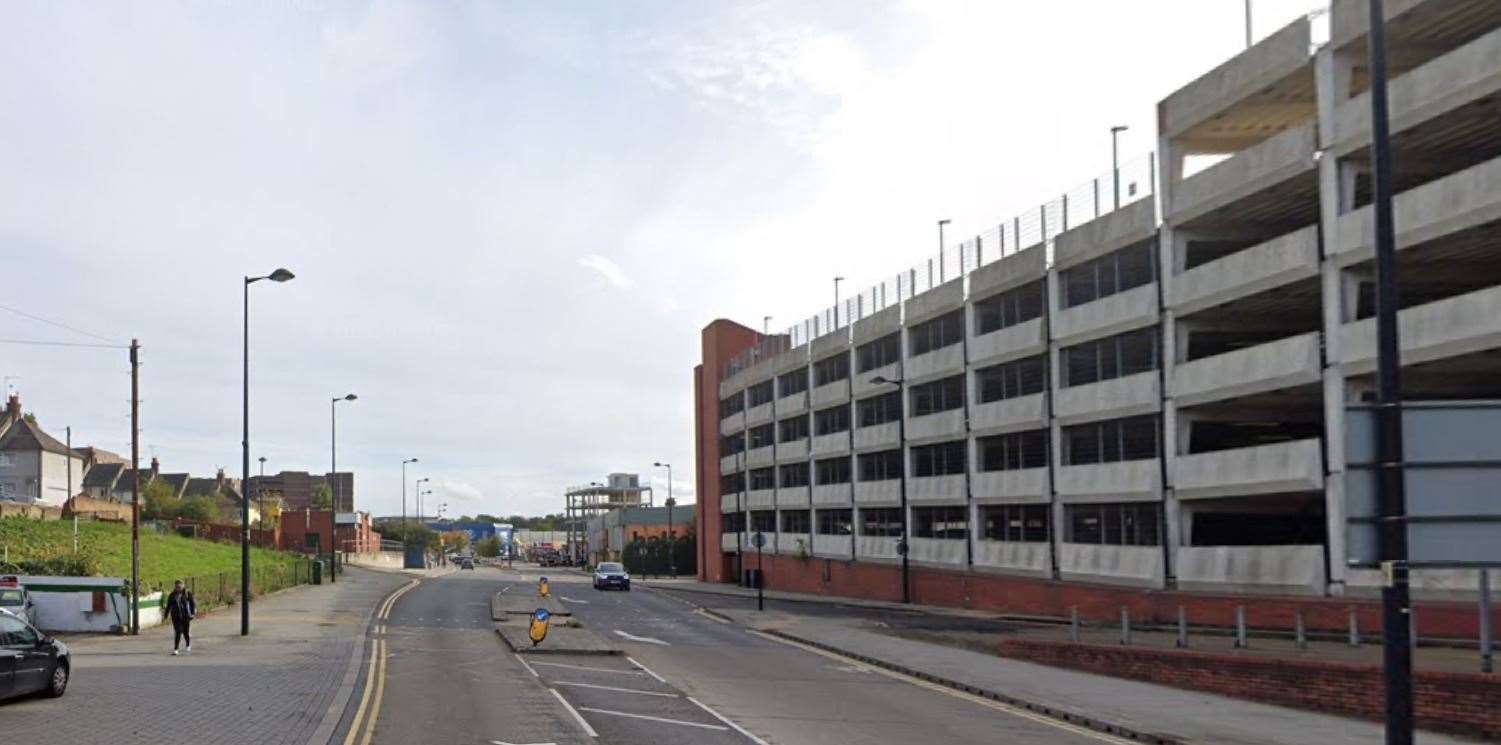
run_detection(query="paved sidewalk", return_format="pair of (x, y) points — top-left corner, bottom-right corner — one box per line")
(712, 608), (1484, 745)
(2, 566), (408, 745)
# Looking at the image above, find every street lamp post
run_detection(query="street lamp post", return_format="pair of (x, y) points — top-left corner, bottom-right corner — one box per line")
(1110, 125), (1129, 210)
(1245, 0), (1253, 48)
(870, 375), (911, 604)
(654, 462), (675, 578)
(257, 456), (267, 531)
(401, 457), (418, 544)
(833, 276), (844, 329)
(243, 267), (295, 636)
(329, 393), (357, 583)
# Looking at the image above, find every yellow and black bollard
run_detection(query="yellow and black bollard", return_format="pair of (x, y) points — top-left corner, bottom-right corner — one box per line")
(528, 608), (551, 647)
(538, 576), (550, 598)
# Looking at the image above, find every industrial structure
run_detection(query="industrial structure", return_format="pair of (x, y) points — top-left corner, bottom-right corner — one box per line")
(563, 473), (652, 564)
(695, 1), (1501, 614)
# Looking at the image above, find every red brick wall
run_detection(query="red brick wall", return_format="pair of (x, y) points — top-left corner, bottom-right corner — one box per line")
(694, 320), (762, 584)
(996, 639), (1501, 741)
(739, 553), (1500, 639)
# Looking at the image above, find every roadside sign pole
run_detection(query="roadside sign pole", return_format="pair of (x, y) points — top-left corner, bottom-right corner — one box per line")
(1365, 2), (1414, 742)
(756, 532), (765, 612)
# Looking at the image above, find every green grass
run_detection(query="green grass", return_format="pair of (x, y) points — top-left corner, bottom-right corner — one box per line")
(0, 517), (306, 591)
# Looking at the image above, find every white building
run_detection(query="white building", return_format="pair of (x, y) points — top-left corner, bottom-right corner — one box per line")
(0, 396), (85, 507)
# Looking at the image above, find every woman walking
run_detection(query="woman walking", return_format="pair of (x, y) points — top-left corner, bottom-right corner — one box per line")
(165, 579), (196, 655)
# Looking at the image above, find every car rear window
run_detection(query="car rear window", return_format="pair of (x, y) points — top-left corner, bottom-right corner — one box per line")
(0, 589), (22, 604)
(598, 563), (624, 573)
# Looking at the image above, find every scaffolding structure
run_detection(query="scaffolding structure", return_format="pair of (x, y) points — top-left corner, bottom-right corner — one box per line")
(563, 474), (652, 565)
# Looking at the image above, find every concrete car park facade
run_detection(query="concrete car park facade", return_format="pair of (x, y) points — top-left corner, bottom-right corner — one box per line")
(694, 0), (1501, 616)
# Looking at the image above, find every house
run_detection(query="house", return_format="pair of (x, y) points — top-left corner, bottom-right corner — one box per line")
(0, 396), (85, 506)
(81, 462), (126, 500)
(182, 469), (256, 525)
(245, 470), (355, 511)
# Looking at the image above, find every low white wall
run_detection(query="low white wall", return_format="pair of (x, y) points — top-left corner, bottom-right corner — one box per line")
(1175, 545), (1326, 595)
(18, 575), (163, 633)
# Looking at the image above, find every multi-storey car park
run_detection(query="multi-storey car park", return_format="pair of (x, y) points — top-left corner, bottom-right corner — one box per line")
(692, 0), (1501, 625)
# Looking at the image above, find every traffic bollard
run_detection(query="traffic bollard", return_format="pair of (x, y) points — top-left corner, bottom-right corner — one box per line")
(1295, 610), (1307, 650)
(1235, 606), (1248, 649)
(1349, 607), (1361, 647)
(1070, 606), (1079, 643)
(1176, 606), (1188, 648)
(1120, 607), (1131, 646)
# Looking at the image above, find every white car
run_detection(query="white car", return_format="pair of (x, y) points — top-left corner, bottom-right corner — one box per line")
(0, 578), (36, 627)
(592, 562), (630, 591)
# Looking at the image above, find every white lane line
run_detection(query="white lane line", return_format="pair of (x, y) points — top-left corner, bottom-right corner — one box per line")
(514, 654), (539, 678)
(529, 660), (644, 676)
(491, 741), (556, 745)
(574, 707), (728, 731)
(694, 608), (730, 624)
(687, 697), (771, 745)
(554, 681), (679, 698)
(625, 656), (667, 684)
(549, 689), (598, 738)
(559, 596), (590, 604)
(613, 630), (669, 646)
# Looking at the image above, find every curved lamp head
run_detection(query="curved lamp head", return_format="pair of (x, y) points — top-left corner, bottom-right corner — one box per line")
(404, 457), (419, 465)
(654, 461), (669, 468)
(341, 393), (358, 402)
(268, 268), (295, 282)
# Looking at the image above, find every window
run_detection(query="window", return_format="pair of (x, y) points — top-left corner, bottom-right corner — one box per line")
(780, 509), (811, 534)
(748, 423), (775, 449)
(860, 507), (904, 537)
(813, 353), (850, 387)
(976, 356), (1046, 403)
(817, 508), (853, 535)
(978, 429), (1049, 471)
(750, 510), (777, 533)
(720, 512), (746, 533)
(911, 440), (967, 477)
(856, 391), (902, 427)
(857, 333), (902, 372)
(1061, 327), (1158, 387)
(1060, 241), (1156, 308)
(909, 310), (965, 356)
(719, 471), (744, 494)
(0, 614), (37, 647)
(858, 449), (903, 481)
(779, 462), (810, 488)
(1061, 416), (1159, 465)
(749, 467), (776, 491)
(913, 506), (969, 539)
(814, 405), (851, 435)
(980, 504), (1050, 542)
(747, 380), (774, 407)
(974, 281), (1044, 335)
(719, 393), (745, 419)
(721, 432), (744, 455)
(910, 375), (965, 416)
(815, 457), (852, 485)
(1065, 502), (1161, 546)
(778, 369), (808, 397)
(778, 415), (809, 443)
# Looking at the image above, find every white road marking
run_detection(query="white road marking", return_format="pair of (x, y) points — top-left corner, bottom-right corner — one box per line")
(574, 707), (728, 731)
(550, 689), (598, 738)
(530, 660), (644, 676)
(625, 656), (667, 684)
(687, 697), (772, 745)
(514, 654), (539, 678)
(694, 608), (730, 624)
(554, 681), (679, 698)
(559, 596), (590, 604)
(491, 741), (556, 745)
(613, 630), (669, 646)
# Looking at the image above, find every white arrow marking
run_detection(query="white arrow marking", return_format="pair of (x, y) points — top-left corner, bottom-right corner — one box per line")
(613, 629), (670, 646)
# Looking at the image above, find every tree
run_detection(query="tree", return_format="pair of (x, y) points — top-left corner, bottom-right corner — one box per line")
(178, 495), (220, 523)
(440, 529), (470, 553)
(256, 500), (283, 530)
(474, 535), (502, 558)
(141, 480), (181, 520)
(311, 484), (333, 510)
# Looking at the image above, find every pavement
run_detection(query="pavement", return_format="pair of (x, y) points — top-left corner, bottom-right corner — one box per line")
(1, 565), (409, 745)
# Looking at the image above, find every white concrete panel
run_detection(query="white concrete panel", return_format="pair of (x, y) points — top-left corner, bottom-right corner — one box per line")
(1172, 439), (1325, 500)
(852, 361), (901, 398)
(776, 533), (813, 557)
(1169, 120), (1318, 226)
(718, 411), (744, 438)
(1054, 199), (1159, 271)
(905, 343), (965, 384)
(811, 483), (853, 505)
(1341, 284), (1501, 376)
(1053, 371), (1160, 425)
(1169, 226), (1320, 316)
(810, 380), (850, 408)
(746, 489), (776, 509)
(1055, 460), (1162, 500)
(1051, 284), (1159, 345)
(909, 538), (966, 565)
(972, 541), (1051, 575)
(907, 474), (966, 504)
(810, 432), (850, 457)
(745, 401), (774, 427)
(811, 330), (850, 358)
(814, 534), (853, 558)
(968, 318), (1046, 366)
(776, 486), (811, 507)
(1159, 17), (1312, 140)
(852, 421), (900, 451)
(970, 468), (1048, 502)
(720, 492), (740, 513)
(720, 532), (740, 553)
(853, 480), (901, 506)
(968, 243), (1047, 298)
(855, 535), (900, 560)
(906, 409), (966, 444)
(1175, 545), (1326, 595)
(720, 453), (738, 476)
(1057, 543), (1165, 587)
(775, 440), (809, 462)
(745, 446), (775, 468)
(1333, 154), (1501, 265)
(1170, 332), (1322, 407)
(970, 393), (1046, 435)
(852, 305), (902, 344)
(905, 278), (965, 325)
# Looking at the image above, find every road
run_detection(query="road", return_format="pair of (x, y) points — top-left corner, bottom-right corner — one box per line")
(356, 563), (1131, 745)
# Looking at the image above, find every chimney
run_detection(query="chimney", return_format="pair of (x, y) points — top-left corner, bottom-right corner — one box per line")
(215, 468), (226, 490)
(5, 394), (19, 421)
(149, 457), (160, 479)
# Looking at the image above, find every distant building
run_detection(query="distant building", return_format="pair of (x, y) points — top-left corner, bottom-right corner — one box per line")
(585, 505), (695, 564)
(0, 395), (85, 506)
(246, 470), (355, 512)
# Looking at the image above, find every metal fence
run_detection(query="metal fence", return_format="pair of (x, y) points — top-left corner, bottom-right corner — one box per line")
(144, 558), (314, 613)
(723, 152), (1157, 381)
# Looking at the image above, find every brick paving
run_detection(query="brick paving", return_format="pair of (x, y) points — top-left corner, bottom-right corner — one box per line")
(2, 566), (407, 745)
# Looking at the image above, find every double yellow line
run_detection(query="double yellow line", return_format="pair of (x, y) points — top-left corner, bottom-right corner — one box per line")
(343, 579), (418, 745)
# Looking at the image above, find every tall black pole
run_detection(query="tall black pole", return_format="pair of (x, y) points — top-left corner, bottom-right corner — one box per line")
(130, 339), (141, 636)
(757, 536), (765, 612)
(667, 464), (676, 579)
(329, 398), (337, 583)
(1366, 2), (1413, 742)
(241, 278), (252, 636)
(897, 380), (910, 604)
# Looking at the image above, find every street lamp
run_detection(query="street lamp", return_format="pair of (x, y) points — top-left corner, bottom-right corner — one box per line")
(654, 462), (676, 578)
(329, 393), (357, 583)
(416, 478), (430, 522)
(763, 316), (772, 334)
(869, 374), (911, 604)
(243, 267), (294, 636)
(401, 457), (418, 543)
(1110, 125), (1129, 210)
(833, 277), (845, 329)
(257, 456), (267, 530)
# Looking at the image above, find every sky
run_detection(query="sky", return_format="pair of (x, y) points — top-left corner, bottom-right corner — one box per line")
(1, 0), (1319, 518)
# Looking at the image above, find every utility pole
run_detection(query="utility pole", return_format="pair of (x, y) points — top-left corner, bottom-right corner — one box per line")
(1366, 2), (1413, 742)
(130, 339), (140, 636)
(67, 426), (75, 553)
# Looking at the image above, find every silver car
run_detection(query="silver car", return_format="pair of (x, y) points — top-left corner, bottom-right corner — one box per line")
(0, 585), (36, 627)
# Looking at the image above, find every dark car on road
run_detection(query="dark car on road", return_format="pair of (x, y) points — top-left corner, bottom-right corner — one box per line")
(460, 557), (474, 570)
(0, 607), (69, 702)
(592, 562), (630, 591)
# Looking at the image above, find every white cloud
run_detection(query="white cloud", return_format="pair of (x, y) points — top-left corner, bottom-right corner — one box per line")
(437, 480), (483, 503)
(577, 254), (634, 289)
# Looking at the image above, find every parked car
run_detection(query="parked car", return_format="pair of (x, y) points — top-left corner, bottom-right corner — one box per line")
(0, 607), (69, 701)
(460, 557), (475, 570)
(592, 562), (630, 591)
(0, 577), (37, 627)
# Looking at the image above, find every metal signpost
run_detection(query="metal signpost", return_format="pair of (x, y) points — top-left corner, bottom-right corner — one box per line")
(752, 531), (766, 611)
